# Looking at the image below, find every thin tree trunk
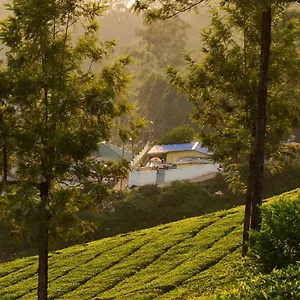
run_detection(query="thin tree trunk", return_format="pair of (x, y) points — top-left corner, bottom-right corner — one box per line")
(242, 153), (254, 256)
(0, 114), (8, 183)
(38, 180), (51, 300)
(251, 7), (272, 231)
(3, 140), (8, 182)
(131, 138), (134, 160)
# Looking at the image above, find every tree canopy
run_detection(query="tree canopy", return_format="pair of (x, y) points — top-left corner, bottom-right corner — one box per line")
(158, 124), (195, 144)
(132, 0), (300, 255)
(0, 0), (132, 298)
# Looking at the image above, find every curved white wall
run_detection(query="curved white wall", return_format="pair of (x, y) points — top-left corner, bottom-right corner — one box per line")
(164, 164), (218, 183)
(129, 164), (218, 187)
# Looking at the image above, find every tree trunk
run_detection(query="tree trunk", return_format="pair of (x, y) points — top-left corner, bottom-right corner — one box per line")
(38, 180), (51, 300)
(131, 138), (134, 161)
(0, 113), (8, 183)
(251, 7), (272, 231)
(242, 153), (254, 256)
(3, 140), (8, 182)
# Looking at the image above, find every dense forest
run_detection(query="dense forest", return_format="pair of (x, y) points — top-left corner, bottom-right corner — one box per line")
(97, 0), (212, 141)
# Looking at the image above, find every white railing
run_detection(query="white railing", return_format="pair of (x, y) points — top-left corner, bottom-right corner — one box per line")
(130, 142), (149, 167)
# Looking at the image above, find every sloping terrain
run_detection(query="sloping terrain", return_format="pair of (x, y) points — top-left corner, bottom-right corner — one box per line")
(0, 189), (299, 300)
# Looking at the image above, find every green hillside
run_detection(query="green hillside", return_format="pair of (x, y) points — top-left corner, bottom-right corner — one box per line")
(1, 189), (299, 300)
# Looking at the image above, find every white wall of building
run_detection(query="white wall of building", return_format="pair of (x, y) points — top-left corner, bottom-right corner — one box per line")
(129, 164), (218, 187)
(129, 170), (157, 187)
(164, 164), (218, 183)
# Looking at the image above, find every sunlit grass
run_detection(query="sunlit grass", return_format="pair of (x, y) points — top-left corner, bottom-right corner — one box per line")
(0, 188), (299, 300)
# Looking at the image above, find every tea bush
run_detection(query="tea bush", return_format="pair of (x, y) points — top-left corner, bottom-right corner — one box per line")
(217, 191), (300, 300)
(250, 196), (300, 272)
(217, 263), (300, 300)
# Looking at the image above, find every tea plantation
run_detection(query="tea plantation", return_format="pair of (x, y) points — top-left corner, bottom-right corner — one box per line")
(0, 189), (299, 300)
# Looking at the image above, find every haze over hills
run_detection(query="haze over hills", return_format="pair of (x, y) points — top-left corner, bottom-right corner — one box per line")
(1, 1), (299, 61)
(0, 1), (299, 140)
(0, 0), (212, 61)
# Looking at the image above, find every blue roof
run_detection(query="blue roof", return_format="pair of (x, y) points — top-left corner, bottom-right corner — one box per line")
(148, 142), (212, 155)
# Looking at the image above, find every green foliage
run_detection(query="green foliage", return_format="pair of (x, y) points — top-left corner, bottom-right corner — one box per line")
(129, 15), (193, 139)
(0, 202), (246, 299)
(167, 2), (300, 193)
(249, 196), (300, 272)
(0, 184), (40, 243)
(217, 263), (300, 300)
(99, 177), (299, 239)
(98, 164), (300, 240)
(98, 181), (225, 237)
(261, 162), (300, 198)
(118, 114), (147, 143)
(0, 0), (133, 251)
(0, 66), (17, 182)
(136, 17), (189, 68)
(217, 190), (300, 300)
(1, 162), (299, 261)
(281, 8), (300, 31)
(158, 124), (195, 145)
(0, 189), (299, 299)
(132, 0), (208, 23)
(135, 72), (193, 139)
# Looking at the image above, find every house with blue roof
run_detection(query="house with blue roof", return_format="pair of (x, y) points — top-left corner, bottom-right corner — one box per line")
(147, 142), (212, 165)
(129, 142), (217, 187)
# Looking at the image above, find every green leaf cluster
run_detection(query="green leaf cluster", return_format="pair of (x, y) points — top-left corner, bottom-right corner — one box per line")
(217, 263), (300, 300)
(0, 0), (132, 249)
(167, 2), (300, 191)
(158, 124), (195, 145)
(250, 196), (300, 272)
(218, 190), (300, 300)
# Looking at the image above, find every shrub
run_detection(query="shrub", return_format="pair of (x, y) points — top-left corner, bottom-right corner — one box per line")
(158, 125), (195, 145)
(217, 263), (300, 300)
(98, 191), (157, 237)
(95, 181), (215, 238)
(156, 181), (213, 222)
(250, 196), (300, 272)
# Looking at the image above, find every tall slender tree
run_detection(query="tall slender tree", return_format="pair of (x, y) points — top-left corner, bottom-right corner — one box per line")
(132, 0), (300, 250)
(0, 66), (15, 184)
(130, 16), (193, 138)
(0, 0), (131, 298)
(250, 4), (272, 232)
(168, 1), (300, 253)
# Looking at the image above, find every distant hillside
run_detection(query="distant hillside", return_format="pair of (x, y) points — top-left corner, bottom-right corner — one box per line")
(0, 2), (299, 61)
(0, 0), (214, 62)
(0, 189), (299, 300)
